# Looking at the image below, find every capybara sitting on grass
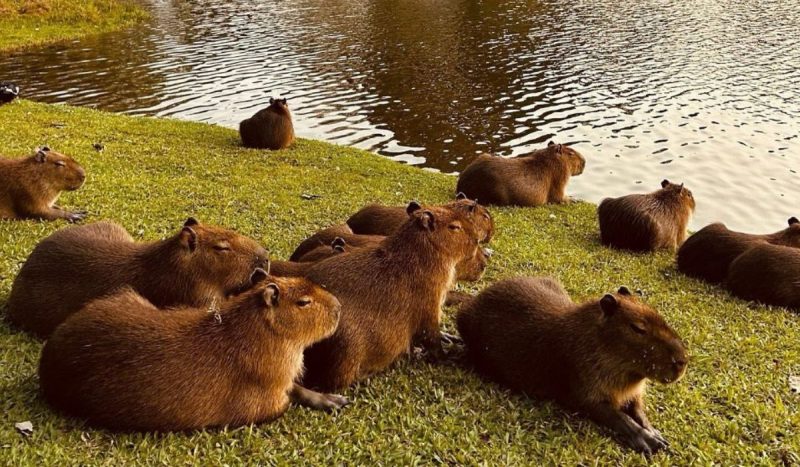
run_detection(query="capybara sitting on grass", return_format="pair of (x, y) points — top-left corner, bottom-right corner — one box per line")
(39, 269), (344, 432)
(289, 224), (383, 262)
(677, 217), (800, 283)
(725, 243), (800, 310)
(5, 218), (268, 338)
(455, 142), (585, 207)
(0, 147), (87, 222)
(598, 180), (695, 252)
(239, 98), (295, 150)
(457, 277), (688, 454)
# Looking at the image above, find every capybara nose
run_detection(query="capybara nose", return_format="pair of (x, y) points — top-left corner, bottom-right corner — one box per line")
(672, 356), (688, 373)
(79, 169), (87, 182)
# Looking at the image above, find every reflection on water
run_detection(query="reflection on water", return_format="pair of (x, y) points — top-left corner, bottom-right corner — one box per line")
(1, 0), (798, 230)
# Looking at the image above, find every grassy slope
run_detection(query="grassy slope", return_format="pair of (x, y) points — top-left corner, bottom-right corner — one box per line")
(0, 100), (798, 465)
(0, 0), (147, 52)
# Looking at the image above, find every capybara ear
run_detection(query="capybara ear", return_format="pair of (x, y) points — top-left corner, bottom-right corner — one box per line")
(333, 244), (346, 253)
(250, 267), (269, 285)
(280, 98), (287, 105)
(406, 201), (422, 216)
(417, 210), (436, 231)
(331, 237), (347, 249)
(661, 179), (670, 188)
(456, 192), (468, 201)
(269, 97), (275, 104)
(600, 294), (618, 316)
(40, 146), (51, 152)
(788, 217), (799, 226)
(262, 283), (280, 307)
(184, 217), (199, 227)
(548, 140), (555, 146)
(617, 286), (632, 296)
(179, 227), (198, 252)
(34, 149), (48, 163)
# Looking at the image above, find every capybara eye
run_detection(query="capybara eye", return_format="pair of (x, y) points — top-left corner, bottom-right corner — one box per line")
(213, 243), (231, 252)
(297, 298), (312, 307)
(630, 323), (647, 334)
(448, 223), (462, 231)
(54, 160), (66, 168)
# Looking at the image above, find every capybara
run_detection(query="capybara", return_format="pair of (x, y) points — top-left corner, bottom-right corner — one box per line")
(5, 218), (269, 338)
(289, 224), (383, 262)
(0, 147), (86, 222)
(457, 277), (688, 454)
(301, 204), (481, 391)
(271, 239), (348, 277)
(291, 236), (350, 263)
(346, 193), (495, 243)
(0, 82), (20, 103)
(677, 217), (800, 283)
(239, 97), (295, 150)
(455, 141), (586, 207)
(39, 269), (345, 432)
(726, 243), (800, 309)
(598, 180), (695, 252)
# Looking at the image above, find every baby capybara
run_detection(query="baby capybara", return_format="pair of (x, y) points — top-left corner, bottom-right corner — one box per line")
(677, 217), (800, 283)
(455, 141), (586, 207)
(239, 97), (295, 150)
(5, 218), (269, 338)
(301, 204), (482, 391)
(39, 269), (345, 431)
(289, 224), (383, 262)
(598, 180), (695, 252)
(726, 243), (800, 310)
(457, 277), (688, 454)
(0, 147), (86, 222)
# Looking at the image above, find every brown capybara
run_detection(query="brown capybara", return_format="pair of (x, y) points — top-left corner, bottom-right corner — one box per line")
(271, 239), (348, 277)
(0, 147), (87, 222)
(725, 243), (800, 310)
(301, 204), (481, 391)
(5, 218), (269, 338)
(598, 180), (695, 252)
(290, 236), (350, 263)
(346, 193), (495, 243)
(239, 97), (295, 150)
(457, 277), (688, 454)
(289, 224), (383, 262)
(39, 269), (346, 432)
(677, 217), (800, 283)
(455, 141), (586, 207)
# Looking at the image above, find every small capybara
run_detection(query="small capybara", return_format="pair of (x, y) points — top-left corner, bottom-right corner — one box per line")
(289, 224), (383, 262)
(271, 239), (348, 277)
(39, 269), (345, 432)
(0, 82), (20, 103)
(457, 277), (688, 454)
(302, 204), (481, 391)
(677, 217), (800, 283)
(239, 97), (295, 150)
(726, 243), (800, 309)
(455, 141), (586, 206)
(0, 147), (87, 222)
(598, 180), (695, 252)
(346, 193), (495, 243)
(5, 218), (269, 338)
(291, 236), (350, 263)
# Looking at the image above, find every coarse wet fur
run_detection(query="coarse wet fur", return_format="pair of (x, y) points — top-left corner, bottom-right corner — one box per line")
(455, 141), (586, 207)
(0, 147), (87, 221)
(677, 217), (800, 283)
(289, 224), (383, 262)
(38, 270), (344, 432)
(457, 277), (688, 454)
(598, 180), (696, 252)
(725, 243), (800, 310)
(301, 205), (481, 391)
(239, 97), (295, 150)
(5, 218), (269, 338)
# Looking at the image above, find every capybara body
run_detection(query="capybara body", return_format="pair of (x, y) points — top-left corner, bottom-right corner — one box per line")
(0, 82), (20, 103)
(39, 272), (341, 431)
(677, 217), (800, 283)
(239, 98), (295, 150)
(289, 224), (382, 262)
(726, 243), (800, 309)
(0, 147), (86, 222)
(457, 277), (688, 454)
(455, 142), (585, 207)
(598, 180), (695, 252)
(6, 218), (268, 338)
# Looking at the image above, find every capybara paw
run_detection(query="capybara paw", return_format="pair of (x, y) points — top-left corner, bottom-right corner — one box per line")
(440, 332), (463, 346)
(323, 393), (351, 410)
(621, 428), (667, 455)
(67, 211), (87, 223)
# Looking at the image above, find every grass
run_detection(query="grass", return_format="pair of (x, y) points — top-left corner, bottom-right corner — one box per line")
(0, 99), (799, 465)
(0, 0), (147, 52)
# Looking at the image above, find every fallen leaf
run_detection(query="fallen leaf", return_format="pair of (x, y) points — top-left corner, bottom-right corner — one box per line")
(790, 376), (800, 393)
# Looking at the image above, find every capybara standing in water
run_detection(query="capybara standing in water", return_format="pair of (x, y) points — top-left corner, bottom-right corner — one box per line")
(39, 269), (346, 432)
(0, 147), (87, 222)
(457, 277), (688, 454)
(677, 217), (800, 283)
(598, 180), (695, 252)
(5, 218), (269, 338)
(239, 97), (295, 150)
(455, 141), (586, 207)
(725, 243), (800, 310)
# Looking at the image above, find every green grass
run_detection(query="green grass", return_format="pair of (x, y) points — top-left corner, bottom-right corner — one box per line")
(0, 0), (147, 52)
(1, 99), (799, 465)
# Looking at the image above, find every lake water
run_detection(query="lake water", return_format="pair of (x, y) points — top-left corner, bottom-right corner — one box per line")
(1, 0), (798, 231)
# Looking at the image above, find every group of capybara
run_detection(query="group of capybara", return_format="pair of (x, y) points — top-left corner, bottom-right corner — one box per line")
(0, 95), (796, 455)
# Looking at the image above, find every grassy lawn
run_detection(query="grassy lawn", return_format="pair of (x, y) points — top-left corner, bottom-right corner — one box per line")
(0, 99), (798, 465)
(0, 0), (147, 52)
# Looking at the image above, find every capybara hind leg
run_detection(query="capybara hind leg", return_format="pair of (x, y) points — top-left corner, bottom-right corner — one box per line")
(291, 383), (350, 411)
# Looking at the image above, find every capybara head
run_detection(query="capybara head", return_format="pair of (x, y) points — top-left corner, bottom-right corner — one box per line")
(783, 217), (800, 246)
(269, 97), (289, 112)
(455, 246), (492, 281)
(659, 179), (696, 211)
(454, 193), (495, 243)
(597, 287), (688, 384)
(546, 141), (586, 176)
(404, 203), (480, 262)
(33, 147), (86, 191)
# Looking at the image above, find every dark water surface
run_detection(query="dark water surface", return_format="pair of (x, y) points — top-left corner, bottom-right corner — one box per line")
(2, 0), (798, 230)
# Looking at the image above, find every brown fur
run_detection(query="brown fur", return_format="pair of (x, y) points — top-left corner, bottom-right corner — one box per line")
(0, 147), (86, 221)
(38, 272), (341, 431)
(5, 218), (268, 338)
(598, 180), (695, 252)
(239, 98), (295, 150)
(726, 243), (800, 310)
(457, 277), (688, 454)
(677, 217), (800, 283)
(289, 224), (383, 262)
(455, 142), (585, 206)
